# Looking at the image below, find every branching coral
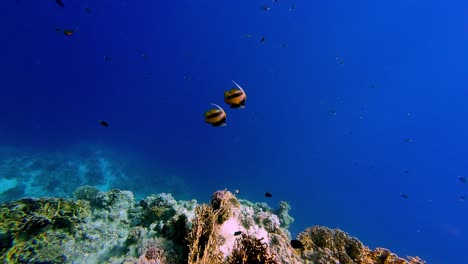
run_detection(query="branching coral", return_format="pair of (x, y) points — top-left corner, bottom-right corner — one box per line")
(226, 233), (279, 264)
(187, 190), (240, 264)
(187, 204), (224, 264)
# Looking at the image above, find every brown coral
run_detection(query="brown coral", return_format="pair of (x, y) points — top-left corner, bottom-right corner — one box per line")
(187, 190), (241, 264)
(296, 226), (426, 264)
(226, 233), (279, 264)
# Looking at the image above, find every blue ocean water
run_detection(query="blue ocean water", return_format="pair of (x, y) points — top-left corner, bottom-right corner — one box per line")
(1, 0), (467, 263)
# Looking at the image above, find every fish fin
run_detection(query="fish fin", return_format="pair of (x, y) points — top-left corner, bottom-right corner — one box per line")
(210, 103), (224, 111)
(231, 80), (246, 95)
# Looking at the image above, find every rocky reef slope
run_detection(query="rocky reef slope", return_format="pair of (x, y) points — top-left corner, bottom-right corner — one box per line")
(0, 188), (425, 264)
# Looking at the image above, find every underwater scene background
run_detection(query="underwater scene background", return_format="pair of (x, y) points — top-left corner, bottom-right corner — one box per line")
(1, 0), (467, 263)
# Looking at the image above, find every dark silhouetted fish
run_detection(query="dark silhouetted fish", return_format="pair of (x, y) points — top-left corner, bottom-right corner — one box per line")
(56, 0), (64, 8)
(265, 192), (272, 198)
(400, 193), (408, 199)
(290, 240), (303, 249)
(63, 29), (75, 36)
(234, 231), (242, 236)
(99, 120), (109, 127)
(458, 176), (466, 183)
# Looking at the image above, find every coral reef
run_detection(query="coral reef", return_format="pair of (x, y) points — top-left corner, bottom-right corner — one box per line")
(296, 226), (426, 264)
(0, 189), (426, 264)
(73, 185), (100, 201)
(0, 197), (90, 263)
(226, 233), (278, 264)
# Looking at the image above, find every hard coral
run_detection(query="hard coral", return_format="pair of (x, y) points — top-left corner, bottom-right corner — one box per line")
(210, 189), (239, 224)
(226, 233), (279, 264)
(0, 197), (90, 263)
(73, 185), (100, 201)
(297, 225), (363, 263)
(297, 226), (426, 264)
(187, 190), (240, 264)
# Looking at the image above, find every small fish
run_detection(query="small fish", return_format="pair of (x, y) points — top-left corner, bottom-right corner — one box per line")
(260, 37), (265, 44)
(234, 189), (240, 194)
(224, 80), (247, 109)
(99, 120), (109, 127)
(290, 240), (303, 249)
(458, 196), (465, 202)
(400, 193), (408, 199)
(403, 138), (414, 143)
(282, 44), (288, 48)
(63, 29), (75, 36)
(204, 103), (227, 127)
(234, 231), (242, 236)
(84, 7), (92, 14)
(56, 0), (64, 8)
(265, 192), (272, 198)
(262, 6), (270, 11)
(104, 56), (112, 61)
(458, 176), (467, 183)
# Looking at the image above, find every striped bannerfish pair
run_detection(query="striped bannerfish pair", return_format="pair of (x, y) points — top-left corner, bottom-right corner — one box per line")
(204, 80), (247, 127)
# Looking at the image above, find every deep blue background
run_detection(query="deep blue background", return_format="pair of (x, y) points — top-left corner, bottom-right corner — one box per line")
(1, 0), (468, 263)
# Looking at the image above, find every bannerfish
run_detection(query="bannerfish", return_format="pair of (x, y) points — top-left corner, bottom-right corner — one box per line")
(204, 103), (226, 127)
(224, 80), (247, 108)
(265, 192), (272, 198)
(99, 120), (109, 127)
